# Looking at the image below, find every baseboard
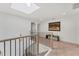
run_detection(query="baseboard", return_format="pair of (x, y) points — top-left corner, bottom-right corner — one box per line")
(60, 40), (79, 47)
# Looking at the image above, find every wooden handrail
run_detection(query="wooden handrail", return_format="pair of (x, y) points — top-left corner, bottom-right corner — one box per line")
(0, 35), (33, 42)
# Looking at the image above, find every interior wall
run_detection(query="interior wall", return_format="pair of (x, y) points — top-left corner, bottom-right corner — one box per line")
(39, 15), (78, 44)
(76, 14), (79, 43)
(60, 16), (77, 44)
(0, 12), (31, 40)
(0, 12), (32, 55)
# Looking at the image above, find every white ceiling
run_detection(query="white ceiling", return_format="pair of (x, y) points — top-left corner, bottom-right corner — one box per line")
(0, 3), (79, 22)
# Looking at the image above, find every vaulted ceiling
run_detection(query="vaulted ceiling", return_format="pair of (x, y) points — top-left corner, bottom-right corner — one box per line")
(0, 3), (79, 22)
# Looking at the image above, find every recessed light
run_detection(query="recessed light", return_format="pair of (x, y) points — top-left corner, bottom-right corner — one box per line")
(26, 3), (31, 7)
(62, 12), (66, 15)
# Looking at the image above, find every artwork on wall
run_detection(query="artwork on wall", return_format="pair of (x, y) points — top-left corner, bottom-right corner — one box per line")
(48, 22), (60, 31)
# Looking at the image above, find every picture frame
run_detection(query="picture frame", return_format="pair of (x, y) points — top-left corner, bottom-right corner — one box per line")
(48, 22), (60, 31)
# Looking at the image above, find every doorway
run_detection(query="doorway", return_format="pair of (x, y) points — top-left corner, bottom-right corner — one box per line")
(31, 22), (36, 36)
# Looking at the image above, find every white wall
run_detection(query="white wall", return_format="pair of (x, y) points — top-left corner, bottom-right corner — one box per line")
(39, 14), (78, 44)
(60, 16), (77, 44)
(0, 12), (31, 40)
(0, 12), (32, 56)
(76, 14), (79, 43)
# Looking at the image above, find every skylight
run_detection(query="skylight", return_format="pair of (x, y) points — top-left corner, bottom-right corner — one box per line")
(11, 3), (40, 14)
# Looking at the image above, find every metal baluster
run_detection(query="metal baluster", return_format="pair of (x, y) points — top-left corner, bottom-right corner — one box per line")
(29, 37), (30, 56)
(32, 36), (34, 56)
(26, 37), (27, 56)
(15, 40), (16, 56)
(30, 37), (31, 56)
(35, 36), (36, 56)
(31, 36), (32, 56)
(10, 40), (11, 56)
(23, 38), (24, 56)
(36, 36), (37, 56)
(4, 41), (5, 56)
(33, 36), (35, 56)
(37, 35), (39, 56)
(19, 38), (20, 56)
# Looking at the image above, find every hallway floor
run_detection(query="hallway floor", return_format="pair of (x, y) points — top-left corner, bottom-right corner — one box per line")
(39, 37), (79, 56)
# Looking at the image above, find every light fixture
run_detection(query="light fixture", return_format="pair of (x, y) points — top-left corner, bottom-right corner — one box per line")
(26, 3), (31, 7)
(62, 12), (66, 15)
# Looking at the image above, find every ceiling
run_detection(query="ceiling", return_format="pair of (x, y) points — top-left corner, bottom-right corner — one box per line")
(0, 3), (79, 22)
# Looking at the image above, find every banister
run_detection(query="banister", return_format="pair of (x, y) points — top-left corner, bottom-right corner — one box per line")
(0, 35), (38, 56)
(0, 35), (34, 42)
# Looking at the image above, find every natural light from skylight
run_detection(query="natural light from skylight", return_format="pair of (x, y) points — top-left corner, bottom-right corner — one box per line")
(11, 3), (40, 14)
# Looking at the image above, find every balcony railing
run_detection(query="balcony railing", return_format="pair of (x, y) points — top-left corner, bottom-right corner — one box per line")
(0, 35), (39, 56)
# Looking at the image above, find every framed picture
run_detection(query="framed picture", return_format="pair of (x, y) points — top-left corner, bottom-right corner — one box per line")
(48, 22), (60, 31)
